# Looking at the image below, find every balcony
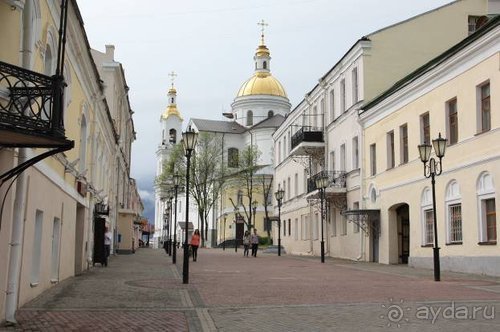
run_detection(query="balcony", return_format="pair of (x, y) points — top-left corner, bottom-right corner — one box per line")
(0, 60), (73, 148)
(290, 126), (324, 157)
(307, 170), (347, 194)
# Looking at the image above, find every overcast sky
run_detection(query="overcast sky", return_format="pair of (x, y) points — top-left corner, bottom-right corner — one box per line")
(77, 0), (453, 221)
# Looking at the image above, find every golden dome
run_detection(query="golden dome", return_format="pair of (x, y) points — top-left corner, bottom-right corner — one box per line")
(161, 105), (183, 120)
(168, 87), (176, 94)
(255, 44), (270, 57)
(236, 72), (287, 98)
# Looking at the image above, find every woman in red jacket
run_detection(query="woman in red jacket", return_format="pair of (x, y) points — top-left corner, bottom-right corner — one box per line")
(190, 229), (201, 262)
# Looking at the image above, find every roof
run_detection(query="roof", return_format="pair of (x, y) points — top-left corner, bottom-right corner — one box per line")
(236, 72), (288, 98)
(178, 222), (194, 230)
(191, 118), (247, 134)
(362, 15), (500, 112)
(251, 114), (286, 130)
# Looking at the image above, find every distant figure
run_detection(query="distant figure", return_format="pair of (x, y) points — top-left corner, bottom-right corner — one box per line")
(243, 230), (251, 257)
(190, 229), (201, 262)
(250, 229), (259, 257)
(104, 227), (112, 267)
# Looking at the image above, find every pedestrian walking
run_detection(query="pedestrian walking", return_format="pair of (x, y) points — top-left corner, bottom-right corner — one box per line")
(104, 227), (112, 267)
(250, 228), (259, 257)
(243, 230), (251, 257)
(190, 229), (201, 262)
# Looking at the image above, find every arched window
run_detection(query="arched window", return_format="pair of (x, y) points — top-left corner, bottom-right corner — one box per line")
(246, 110), (253, 126)
(169, 128), (177, 144)
(79, 114), (88, 173)
(268, 110), (274, 118)
(421, 187), (433, 246)
(263, 61), (267, 69)
(445, 180), (462, 244)
(228, 147), (239, 168)
(477, 172), (496, 243)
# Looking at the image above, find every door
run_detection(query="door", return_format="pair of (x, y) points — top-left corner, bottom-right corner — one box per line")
(93, 217), (106, 265)
(401, 218), (410, 264)
(236, 222), (244, 246)
(371, 219), (379, 263)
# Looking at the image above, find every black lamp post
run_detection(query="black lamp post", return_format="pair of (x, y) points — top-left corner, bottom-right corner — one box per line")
(182, 127), (198, 284)
(274, 188), (284, 256)
(316, 173), (329, 263)
(252, 200), (258, 231)
(167, 195), (173, 256)
(418, 132), (446, 282)
(222, 213), (227, 251)
(172, 173), (180, 264)
(234, 206), (239, 252)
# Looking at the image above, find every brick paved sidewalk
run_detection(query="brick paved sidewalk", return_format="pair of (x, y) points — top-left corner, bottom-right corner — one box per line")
(2, 247), (499, 331)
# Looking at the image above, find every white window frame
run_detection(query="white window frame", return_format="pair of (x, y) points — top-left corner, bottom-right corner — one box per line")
(445, 180), (462, 244)
(421, 187), (433, 246)
(477, 172), (496, 243)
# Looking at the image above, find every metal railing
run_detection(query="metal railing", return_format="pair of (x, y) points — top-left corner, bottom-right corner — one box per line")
(307, 170), (347, 193)
(291, 126), (324, 150)
(0, 60), (67, 142)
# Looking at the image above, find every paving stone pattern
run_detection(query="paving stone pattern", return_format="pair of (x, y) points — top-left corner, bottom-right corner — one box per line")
(2, 248), (499, 331)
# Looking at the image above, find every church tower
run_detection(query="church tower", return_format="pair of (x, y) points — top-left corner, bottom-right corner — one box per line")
(231, 20), (291, 127)
(154, 73), (183, 248)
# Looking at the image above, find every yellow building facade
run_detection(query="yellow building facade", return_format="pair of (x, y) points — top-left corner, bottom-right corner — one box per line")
(360, 16), (499, 275)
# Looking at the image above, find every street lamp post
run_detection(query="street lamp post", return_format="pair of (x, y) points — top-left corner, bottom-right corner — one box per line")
(172, 173), (180, 264)
(252, 200), (258, 231)
(167, 195), (173, 256)
(274, 189), (284, 256)
(315, 173), (329, 263)
(182, 127), (198, 284)
(418, 132), (447, 282)
(234, 206), (239, 252)
(223, 213), (227, 251)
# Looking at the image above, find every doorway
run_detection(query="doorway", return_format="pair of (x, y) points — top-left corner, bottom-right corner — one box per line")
(397, 204), (410, 264)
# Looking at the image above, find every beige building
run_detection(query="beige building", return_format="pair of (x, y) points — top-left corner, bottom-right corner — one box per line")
(360, 16), (499, 275)
(273, 0), (499, 261)
(0, 0), (139, 324)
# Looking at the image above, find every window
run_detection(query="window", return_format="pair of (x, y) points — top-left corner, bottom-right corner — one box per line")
(370, 144), (376, 176)
(294, 173), (298, 197)
(421, 187), (433, 246)
(283, 219), (286, 236)
(479, 82), (490, 133)
(353, 202), (360, 233)
(340, 144), (346, 171)
(468, 15), (483, 35)
(79, 114), (87, 172)
(288, 219), (291, 236)
(278, 141), (281, 164)
(485, 199), (497, 242)
(312, 106), (318, 128)
(447, 99), (458, 145)
(340, 79), (346, 113)
(237, 190), (243, 206)
(400, 124), (408, 164)
(287, 177), (291, 200)
(387, 131), (395, 169)
(330, 151), (336, 172)
(268, 110), (274, 118)
(421, 112), (430, 144)
(31, 210), (44, 285)
(169, 128), (177, 144)
(352, 67), (358, 103)
(352, 136), (359, 169)
(446, 181), (462, 244)
(228, 148), (239, 167)
(341, 215), (347, 236)
(329, 89), (335, 122)
(283, 136), (287, 159)
(331, 208), (337, 237)
(51, 217), (61, 280)
(294, 218), (299, 240)
(246, 110), (253, 126)
(263, 61), (267, 69)
(424, 209), (434, 246)
(477, 172), (497, 243)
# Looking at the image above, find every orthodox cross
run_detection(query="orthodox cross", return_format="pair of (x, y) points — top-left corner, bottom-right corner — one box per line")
(168, 71), (177, 88)
(257, 19), (268, 44)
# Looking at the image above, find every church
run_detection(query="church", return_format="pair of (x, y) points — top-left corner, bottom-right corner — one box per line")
(155, 22), (291, 247)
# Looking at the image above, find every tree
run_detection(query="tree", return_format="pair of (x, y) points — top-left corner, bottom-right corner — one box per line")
(157, 132), (226, 246)
(260, 173), (273, 244)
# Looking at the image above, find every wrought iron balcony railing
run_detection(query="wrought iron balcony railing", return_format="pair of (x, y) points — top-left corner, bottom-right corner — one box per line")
(0, 60), (70, 147)
(291, 126), (324, 150)
(307, 170), (347, 193)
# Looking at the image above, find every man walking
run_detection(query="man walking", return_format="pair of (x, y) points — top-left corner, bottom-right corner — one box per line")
(250, 228), (259, 257)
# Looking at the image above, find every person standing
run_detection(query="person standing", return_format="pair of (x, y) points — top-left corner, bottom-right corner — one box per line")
(250, 228), (259, 257)
(104, 227), (112, 267)
(190, 229), (201, 262)
(243, 230), (251, 257)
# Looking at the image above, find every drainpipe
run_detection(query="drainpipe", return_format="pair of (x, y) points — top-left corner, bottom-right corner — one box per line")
(5, 151), (28, 324)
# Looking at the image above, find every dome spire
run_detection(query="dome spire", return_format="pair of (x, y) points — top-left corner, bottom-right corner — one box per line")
(254, 19), (271, 73)
(161, 71), (183, 121)
(257, 19), (268, 46)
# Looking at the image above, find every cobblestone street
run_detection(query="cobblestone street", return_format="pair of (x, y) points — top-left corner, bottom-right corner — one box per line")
(3, 248), (500, 331)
